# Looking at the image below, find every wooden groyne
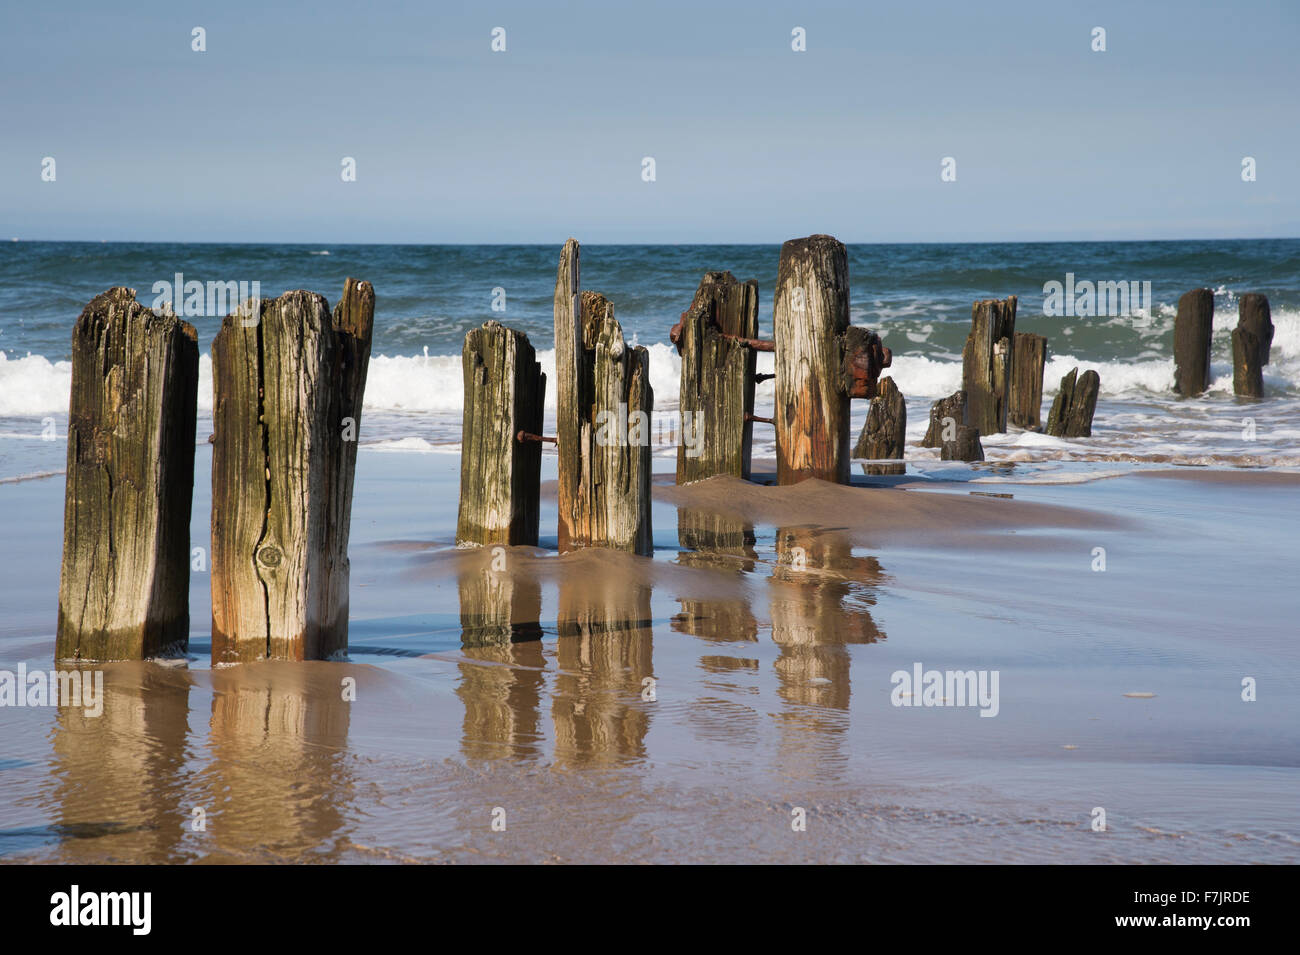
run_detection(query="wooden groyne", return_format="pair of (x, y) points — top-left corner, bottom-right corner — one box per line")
(1010, 332), (1047, 430)
(1174, 288), (1214, 397)
(56, 288), (199, 662)
(553, 239), (654, 555)
(456, 321), (545, 546)
(1045, 368), (1100, 438)
(1233, 293), (1273, 398)
(56, 280), (374, 664)
(774, 235), (852, 484)
(211, 280), (374, 663)
(673, 271), (759, 483)
(962, 296), (1017, 436)
(55, 240), (1284, 665)
(853, 376), (906, 475)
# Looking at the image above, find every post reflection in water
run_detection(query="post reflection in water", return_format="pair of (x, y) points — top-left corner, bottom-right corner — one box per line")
(770, 525), (886, 778)
(456, 552), (546, 761)
(48, 663), (193, 862)
(673, 507), (759, 643)
(672, 507), (767, 747)
(552, 557), (654, 768)
(206, 662), (354, 862)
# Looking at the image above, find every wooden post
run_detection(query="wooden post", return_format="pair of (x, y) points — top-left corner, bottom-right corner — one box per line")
(1010, 332), (1047, 430)
(961, 296), (1016, 435)
(940, 426), (984, 462)
(853, 376), (906, 475)
(589, 291), (654, 554)
(211, 279), (374, 664)
(1173, 288), (1213, 396)
(921, 390), (968, 448)
(1045, 368), (1100, 438)
(456, 321), (545, 545)
(553, 238), (586, 553)
(675, 271), (759, 483)
(774, 235), (851, 485)
(552, 240), (653, 555)
(56, 288), (199, 661)
(1232, 293), (1273, 398)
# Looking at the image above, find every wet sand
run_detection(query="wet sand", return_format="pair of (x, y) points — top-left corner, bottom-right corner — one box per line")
(1, 450), (1297, 863)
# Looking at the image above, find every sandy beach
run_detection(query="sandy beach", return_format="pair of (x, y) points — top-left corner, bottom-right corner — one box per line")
(2, 447), (1296, 864)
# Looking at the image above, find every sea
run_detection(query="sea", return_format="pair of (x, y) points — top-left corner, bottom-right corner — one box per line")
(2, 238), (1298, 482)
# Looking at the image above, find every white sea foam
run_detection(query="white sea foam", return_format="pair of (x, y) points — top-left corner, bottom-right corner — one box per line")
(0, 352), (72, 416)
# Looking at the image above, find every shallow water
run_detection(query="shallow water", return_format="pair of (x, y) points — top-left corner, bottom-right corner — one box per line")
(1, 452), (1296, 864)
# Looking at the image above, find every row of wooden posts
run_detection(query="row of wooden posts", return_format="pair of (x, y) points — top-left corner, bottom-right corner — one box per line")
(456, 235), (895, 553)
(55, 237), (1276, 664)
(463, 235), (1285, 544)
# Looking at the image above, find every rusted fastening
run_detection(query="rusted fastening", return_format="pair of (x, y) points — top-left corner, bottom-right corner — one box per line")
(516, 430), (557, 445)
(842, 327), (893, 400)
(719, 331), (775, 352)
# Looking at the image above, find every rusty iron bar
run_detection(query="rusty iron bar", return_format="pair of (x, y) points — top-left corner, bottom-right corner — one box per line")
(719, 331), (775, 352)
(669, 313), (686, 350)
(516, 430), (557, 445)
(745, 412), (774, 425)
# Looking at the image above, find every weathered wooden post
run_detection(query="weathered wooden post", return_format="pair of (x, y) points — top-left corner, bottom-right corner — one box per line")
(211, 279), (374, 664)
(456, 321), (545, 545)
(940, 426), (984, 462)
(56, 288), (199, 661)
(961, 296), (1017, 435)
(922, 390), (968, 448)
(673, 271), (759, 483)
(774, 235), (851, 485)
(1232, 293), (1273, 398)
(553, 239), (653, 555)
(1173, 288), (1214, 396)
(1045, 368), (1100, 437)
(1010, 331), (1047, 430)
(853, 376), (906, 475)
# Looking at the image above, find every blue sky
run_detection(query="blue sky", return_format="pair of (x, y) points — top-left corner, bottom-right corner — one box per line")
(2, 0), (1297, 243)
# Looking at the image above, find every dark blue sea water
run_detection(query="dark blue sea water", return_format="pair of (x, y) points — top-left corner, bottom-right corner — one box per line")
(2, 239), (1298, 360)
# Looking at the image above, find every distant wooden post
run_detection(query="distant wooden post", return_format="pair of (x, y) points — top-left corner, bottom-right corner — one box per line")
(553, 239), (653, 555)
(675, 271), (759, 483)
(1010, 332), (1047, 430)
(456, 321), (545, 545)
(211, 279), (374, 664)
(961, 296), (1016, 435)
(853, 376), (906, 475)
(1173, 288), (1213, 396)
(1045, 368), (1100, 438)
(921, 390), (968, 448)
(56, 288), (199, 661)
(774, 235), (851, 485)
(940, 426), (984, 462)
(1232, 293), (1273, 398)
